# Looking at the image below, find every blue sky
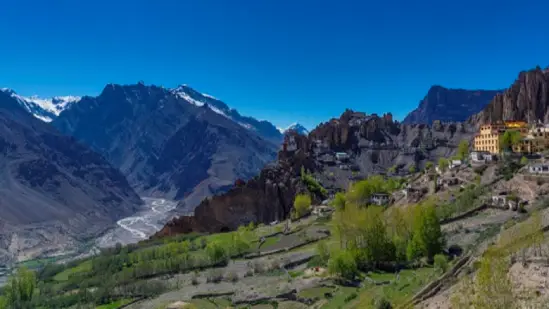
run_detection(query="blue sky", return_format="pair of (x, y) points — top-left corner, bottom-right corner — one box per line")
(0, 0), (547, 130)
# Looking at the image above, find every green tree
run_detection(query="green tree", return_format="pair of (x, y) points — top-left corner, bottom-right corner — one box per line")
(457, 140), (469, 160)
(328, 251), (358, 281)
(408, 164), (417, 174)
(433, 254), (449, 273)
(520, 156), (528, 165)
(407, 201), (443, 261)
(438, 158), (449, 172)
(331, 192), (346, 210)
(388, 165), (397, 174)
(206, 241), (228, 264)
(500, 130), (522, 152)
(425, 161), (434, 172)
(316, 241), (330, 265)
(293, 194), (312, 218)
(0, 296), (7, 309)
(3, 267), (37, 309)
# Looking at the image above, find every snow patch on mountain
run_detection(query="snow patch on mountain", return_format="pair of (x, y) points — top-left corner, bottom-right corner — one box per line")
(284, 123), (309, 135)
(0, 88), (81, 122)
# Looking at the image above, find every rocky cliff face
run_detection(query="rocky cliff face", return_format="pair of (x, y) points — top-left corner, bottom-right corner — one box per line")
(156, 110), (474, 236)
(403, 86), (502, 124)
(53, 83), (278, 208)
(0, 91), (142, 262)
(470, 67), (549, 124)
(155, 133), (319, 236)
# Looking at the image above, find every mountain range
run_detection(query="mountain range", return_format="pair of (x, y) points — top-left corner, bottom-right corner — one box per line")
(51, 83), (281, 209)
(0, 90), (142, 263)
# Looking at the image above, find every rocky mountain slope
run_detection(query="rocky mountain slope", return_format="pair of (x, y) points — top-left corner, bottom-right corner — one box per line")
(156, 132), (320, 236)
(470, 66), (549, 124)
(53, 83), (278, 208)
(0, 91), (142, 263)
(157, 110), (475, 236)
(403, 86), (501, 124)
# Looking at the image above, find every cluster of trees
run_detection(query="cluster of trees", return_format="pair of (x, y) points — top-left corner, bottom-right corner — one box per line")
(500, 130), (522, 152)
(344, 176), (404, 207)
(6, 226), (259, 308)
(0, 267), (36, 309)
(328, 193), (444, 280)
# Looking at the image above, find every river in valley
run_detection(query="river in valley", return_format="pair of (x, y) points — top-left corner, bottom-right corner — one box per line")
(96, 197), (179, 248)
(0, 198), (181, 287)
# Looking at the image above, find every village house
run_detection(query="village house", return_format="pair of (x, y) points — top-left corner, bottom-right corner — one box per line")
(370, 193), (390, 206)
(450, 160), (462, 169)
(529, 163), (549, 174)
(470, 151), (494, 163)
(335, 152), (350, 161)
(317, 153), (336, 165)
(312, 205), (334, 217)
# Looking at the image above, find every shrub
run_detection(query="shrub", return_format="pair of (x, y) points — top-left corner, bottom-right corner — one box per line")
(331, 192), (346, 210)
(409, 164), (417, 174)
(294, 194), (312, 218)
(373, 296), (393, 309)
(252, 260), (266, 274)
(520, 156), (528, 165)
(473, 165), (487, 175)
(206, 269), (224, 283)
(434, 254), (449, 273)
(191, 271), (199, 285)
(225, 271), (239, 282)
(301, 167), (327, 196)
(344, 292), (358, 303)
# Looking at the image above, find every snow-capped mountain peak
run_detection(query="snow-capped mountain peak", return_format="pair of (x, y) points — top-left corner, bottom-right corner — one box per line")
(0, 88), (81, 122)
(170, 85), (281, 141)
(284, 123), (309, 135)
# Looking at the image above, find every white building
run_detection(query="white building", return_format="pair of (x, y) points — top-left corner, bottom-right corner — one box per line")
(529, 164), (549, 174)
(470, 151), (494, 163)
(370, 193), (390, 206)
(335, 152), (350, 161)
(450, 160), (462, 169)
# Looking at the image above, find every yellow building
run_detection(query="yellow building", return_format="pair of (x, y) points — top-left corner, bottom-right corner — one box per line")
(473, 121), (528, 154)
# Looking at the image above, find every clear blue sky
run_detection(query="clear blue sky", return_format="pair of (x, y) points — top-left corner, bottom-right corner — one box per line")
(0, 0), (547, 129)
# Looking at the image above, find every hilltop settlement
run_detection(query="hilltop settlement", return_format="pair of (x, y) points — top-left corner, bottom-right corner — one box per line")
(1, 66), (549, 309)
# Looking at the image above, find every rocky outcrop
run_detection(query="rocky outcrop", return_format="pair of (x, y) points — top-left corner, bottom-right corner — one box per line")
(53, 83), (278, 206)
(470, 67), (549, 125)
(403, 86), (502, 124)
(155, 133), (320, 236)
(156, 111), (474, 236)
(0, 90), (142, 262)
